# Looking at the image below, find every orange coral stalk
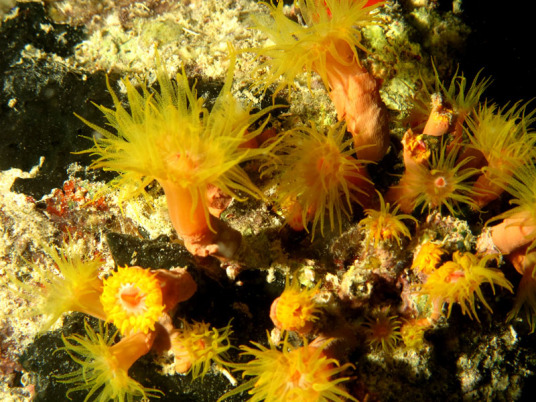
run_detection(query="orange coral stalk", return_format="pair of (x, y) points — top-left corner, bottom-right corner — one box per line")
(250, 0), (388, 161)
(153, 267), (197, 312)
(422, 93), (455, 137)
(159, 179), (241, 259)
(322, 40), (390, 162)
(505, 247), (536, 332)
(490, 211), (536, 255)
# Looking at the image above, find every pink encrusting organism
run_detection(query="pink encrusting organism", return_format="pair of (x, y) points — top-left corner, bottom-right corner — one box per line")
(250, 0), (390, 162)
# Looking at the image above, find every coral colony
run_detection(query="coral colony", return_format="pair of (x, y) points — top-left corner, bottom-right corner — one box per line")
(7, 0), (536, 401)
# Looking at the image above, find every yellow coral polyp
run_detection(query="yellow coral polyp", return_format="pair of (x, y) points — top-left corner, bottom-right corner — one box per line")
(100, 266), (164, 335)
(420, 251), (513, 321)
(78, 51), (276, 230)
(362, 310), (402, 352)
(9, 244), (105, 331)
(400, 319), (429, 350)
(270, 276), (321, 334)
(396, 143), (480, 214)
(359, 192), (416, 247)
(220, 336), (357, 402)
(251, 0), (384, 95)
(171, 319), (233, 380)
(270, 121), (371, 237)
(411, 242), (446, 275)
(57, 320), (161, 402)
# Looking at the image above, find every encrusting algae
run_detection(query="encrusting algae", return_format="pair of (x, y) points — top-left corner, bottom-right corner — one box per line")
(5, 0), (536, 401)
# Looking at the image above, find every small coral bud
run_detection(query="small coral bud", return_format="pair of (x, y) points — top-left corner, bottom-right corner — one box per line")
(400, 318), (430, 350)
(100, 266), (165, 335)
(422, 93), (455, 137)
(401, 128), (431, 168)
(170, 319), (233, 379)
(270, 276), (322, 335)
(359, 191), (417, 248)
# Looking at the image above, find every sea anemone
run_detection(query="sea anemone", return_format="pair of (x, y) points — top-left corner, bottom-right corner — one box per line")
(388, 141), (480, 214)
(9, 243), (105, 331)
(219, 335), (357, 402)
(362, 308), (402, 352)
(419, 251), (513, 321)
(268, 121), (373, 238)
(358, 191), (417, 248)
(100, 266), (164, 335)
(170, 319), (233, 379)
(57, 320), (160, 402)
(77, 51), (278, 258)
(269, 275), (322, 335)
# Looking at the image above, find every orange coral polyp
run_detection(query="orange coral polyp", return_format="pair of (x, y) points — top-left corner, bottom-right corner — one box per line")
(363, 311), (402, 352)
(271, 122), (372, 238)
(170, 319), (233, 379)
(219, 336), (357, 402)
(411, 242), (446, 275)
(392, 143), (480, 214)
(78, 51), (279, 258)
(101, 266), (164, 335)
(359, 192), (416, 247)
(420, 251), (513, 321)
(270, 277), (321, 334)
(58, 320), (160, 402)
